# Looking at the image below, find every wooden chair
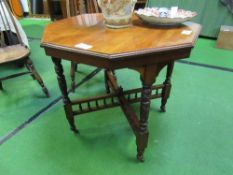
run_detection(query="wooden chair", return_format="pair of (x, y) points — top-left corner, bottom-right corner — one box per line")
(64, 0), (100, 92)
(0, 0), (49, 97)
(61, 0), (99, 17)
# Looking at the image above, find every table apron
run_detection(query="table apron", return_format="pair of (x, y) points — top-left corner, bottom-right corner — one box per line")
(43, 47), (192, 69)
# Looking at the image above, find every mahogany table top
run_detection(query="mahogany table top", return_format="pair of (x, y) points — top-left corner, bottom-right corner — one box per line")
(41, 14), (201, 68)
(41, 13), (201, 60)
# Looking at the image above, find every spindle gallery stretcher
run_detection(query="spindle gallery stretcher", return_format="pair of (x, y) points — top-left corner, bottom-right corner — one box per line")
(72, 79), (164, 116)
(71, 70), (165, 135)
(41, 13), (201, 161)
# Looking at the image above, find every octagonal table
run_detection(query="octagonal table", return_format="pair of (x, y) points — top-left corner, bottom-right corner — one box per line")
(41, 13), (201, 161)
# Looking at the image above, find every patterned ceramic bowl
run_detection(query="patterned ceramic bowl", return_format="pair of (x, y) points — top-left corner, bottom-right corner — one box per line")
(135, 7), (197, 26)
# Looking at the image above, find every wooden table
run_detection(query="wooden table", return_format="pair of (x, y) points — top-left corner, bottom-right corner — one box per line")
(41, 13), (201, 161)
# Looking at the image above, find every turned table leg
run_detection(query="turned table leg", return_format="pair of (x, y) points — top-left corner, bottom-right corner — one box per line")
(104, 69), (111, 94)
(134, 63), (166, 161)
(52, 57), (79, 133)
(0, 80), (3, 90)
(160, 62), (174, 112)
(136, 84), (152, 161)
(70, 61), (77, 92)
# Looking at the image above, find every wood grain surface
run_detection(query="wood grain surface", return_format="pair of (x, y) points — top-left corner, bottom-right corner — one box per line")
(41, 13), (201, 57)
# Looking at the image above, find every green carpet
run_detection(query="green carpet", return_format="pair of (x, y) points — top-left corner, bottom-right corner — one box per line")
(1, 63), (233, 175)
(188, 38), (233, 69)
(0, 18), (233, 174)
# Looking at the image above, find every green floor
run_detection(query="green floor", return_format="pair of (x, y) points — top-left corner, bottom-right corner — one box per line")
(0, 18), (233, 175)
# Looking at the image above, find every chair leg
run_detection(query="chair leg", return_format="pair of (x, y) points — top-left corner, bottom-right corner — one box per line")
(15, 59), (25, 68)
(25, 57), (36, 80)
(70, 62), (78, 92)
(25, 58), (50, 97)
